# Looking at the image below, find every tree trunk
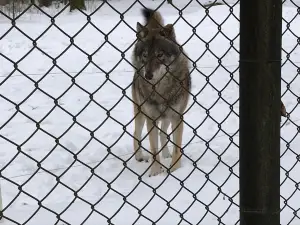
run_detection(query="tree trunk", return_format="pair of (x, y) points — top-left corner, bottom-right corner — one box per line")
(0, 0), (9, 6)
(39, 0), (52, 7)
(69, 0), (86, 12)
(281, 101), (287, 117)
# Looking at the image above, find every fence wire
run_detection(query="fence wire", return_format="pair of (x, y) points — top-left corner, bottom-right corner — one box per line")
(0, 0), (299, 224)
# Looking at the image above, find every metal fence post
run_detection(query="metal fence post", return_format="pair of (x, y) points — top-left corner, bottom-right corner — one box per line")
(0, 181), (2, 220)
(239, 0), (282, 224)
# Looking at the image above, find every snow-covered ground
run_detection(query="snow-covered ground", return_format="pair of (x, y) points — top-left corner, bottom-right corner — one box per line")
(0, 0), (300, 224)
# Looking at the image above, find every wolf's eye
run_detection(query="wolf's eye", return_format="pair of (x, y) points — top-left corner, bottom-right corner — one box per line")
(157, 51), (164, 59)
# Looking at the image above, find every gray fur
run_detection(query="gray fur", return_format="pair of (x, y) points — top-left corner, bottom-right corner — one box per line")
(131, 8), (192, 176)
(132, 30), (191, 121)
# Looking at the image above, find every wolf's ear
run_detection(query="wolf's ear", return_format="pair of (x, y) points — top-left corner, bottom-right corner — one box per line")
(160, 24), (176, 40)
(136, 22), (148, 39)
(136, 22), (143, 32)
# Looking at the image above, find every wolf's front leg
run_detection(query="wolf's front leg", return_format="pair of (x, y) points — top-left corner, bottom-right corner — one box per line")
(170, 118), (184, 173)
(160, 119), (172, 158)
(133, 111), (149, 162)
(146, 118), (163, 176)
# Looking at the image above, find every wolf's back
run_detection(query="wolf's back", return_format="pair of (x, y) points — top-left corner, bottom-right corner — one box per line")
(141, 8), (164, 29)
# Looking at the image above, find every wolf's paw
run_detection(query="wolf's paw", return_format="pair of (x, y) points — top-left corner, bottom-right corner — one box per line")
(135, 151), (149, 162)
(148, 163), (164, 177)
(169, 159), (181, 173)
(162, 148), (172, 159)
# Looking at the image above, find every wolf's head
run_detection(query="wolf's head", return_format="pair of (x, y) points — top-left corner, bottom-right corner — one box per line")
(133, 8), (180, 81)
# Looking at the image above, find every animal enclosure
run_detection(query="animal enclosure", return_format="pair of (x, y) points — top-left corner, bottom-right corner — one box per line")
(0, 0), (299, 224)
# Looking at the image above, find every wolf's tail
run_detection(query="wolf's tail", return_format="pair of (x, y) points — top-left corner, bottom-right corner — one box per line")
(141, 8), (164, 29)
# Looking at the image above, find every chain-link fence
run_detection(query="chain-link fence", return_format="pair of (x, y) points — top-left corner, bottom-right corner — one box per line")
(0, 0), (299, 224)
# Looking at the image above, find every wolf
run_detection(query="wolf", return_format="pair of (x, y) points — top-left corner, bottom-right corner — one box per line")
(131, 8), (191, 176)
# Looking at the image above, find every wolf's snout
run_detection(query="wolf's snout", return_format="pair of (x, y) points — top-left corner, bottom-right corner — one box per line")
(145, 73), (153, 80)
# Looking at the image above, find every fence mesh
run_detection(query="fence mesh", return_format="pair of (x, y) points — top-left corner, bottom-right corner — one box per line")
(0, 0), (299, 224)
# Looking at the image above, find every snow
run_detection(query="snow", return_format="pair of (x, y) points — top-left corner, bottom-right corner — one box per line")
(0, 0), (300, 224)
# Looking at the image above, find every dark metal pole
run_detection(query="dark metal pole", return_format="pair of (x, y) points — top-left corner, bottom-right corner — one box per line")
(239, 0), (282, 224)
